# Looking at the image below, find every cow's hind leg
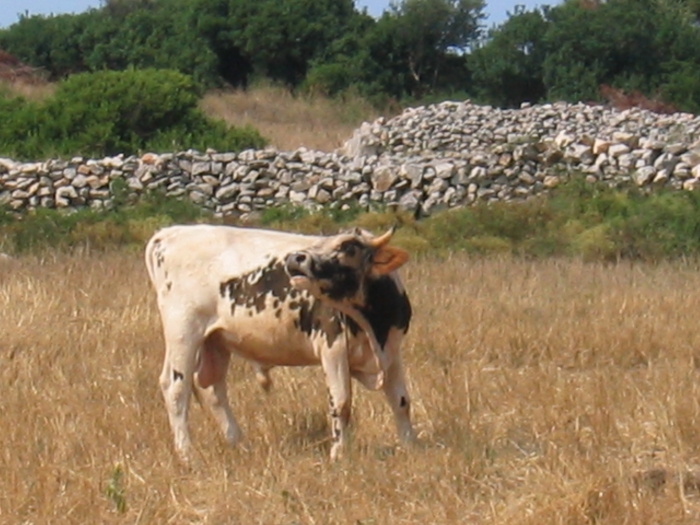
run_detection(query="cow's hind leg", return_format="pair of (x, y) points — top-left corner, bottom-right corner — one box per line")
(159, 327), (201, 461)
(252, 362), (273, 392)
(382, 332), (416, 443)
(321, 342), (352, 461)
(195, 330), (243, 447)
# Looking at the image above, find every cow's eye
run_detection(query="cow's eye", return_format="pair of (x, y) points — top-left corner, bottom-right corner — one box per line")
(341, 242), (358, 257)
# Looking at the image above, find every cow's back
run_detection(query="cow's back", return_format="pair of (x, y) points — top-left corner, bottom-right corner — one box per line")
(145, 224), (321, 292)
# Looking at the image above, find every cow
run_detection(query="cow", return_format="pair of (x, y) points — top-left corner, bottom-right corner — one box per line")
(144, 224), (416, 461)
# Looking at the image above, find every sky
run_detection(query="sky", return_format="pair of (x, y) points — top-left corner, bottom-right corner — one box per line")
(0, 0), (554, 29)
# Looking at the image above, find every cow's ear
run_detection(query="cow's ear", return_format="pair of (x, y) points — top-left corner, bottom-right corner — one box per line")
(371, 245), (409, 276)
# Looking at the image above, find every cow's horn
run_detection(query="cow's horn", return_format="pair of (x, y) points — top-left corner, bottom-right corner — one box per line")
(368, 226), (396, 248)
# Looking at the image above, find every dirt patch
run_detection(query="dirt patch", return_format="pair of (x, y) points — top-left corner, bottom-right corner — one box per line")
(0, 49), (46, 85)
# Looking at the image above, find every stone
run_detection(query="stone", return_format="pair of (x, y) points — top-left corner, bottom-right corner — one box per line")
(634, 166), (656, 186)
(127, 177), (143, 190)
(691, 164), (700, 179)
(434, 162), (455, 179)
(371, 165), (398, 192)
(683, 179), (700, 191)
(543, 175), (560, 189)
(212, 182), (237, 201)
(189, 191), (208, 204)
(315, 189), (332, 204)
(666, 143), (687, 155)
(401, 163), (423, 188)
(592, 139), (610, 155)
(289, 191), (306, 203)
(72, 174), (88, 188)
(611, 132), (638, 147)
(653, 170), (670, 185)
(55, 186), (78, 207)
(554, 132), (575, 149)
(518, 172), (536, 185)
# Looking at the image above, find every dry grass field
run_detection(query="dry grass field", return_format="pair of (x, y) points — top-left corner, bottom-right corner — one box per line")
(201, 85), (381, 152)
(3, 250), (700, 524)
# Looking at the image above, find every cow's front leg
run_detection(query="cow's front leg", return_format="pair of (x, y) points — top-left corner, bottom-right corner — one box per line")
(320, 343), (352, 461)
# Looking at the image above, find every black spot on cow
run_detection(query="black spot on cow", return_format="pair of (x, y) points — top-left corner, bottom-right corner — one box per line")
(173, 370), (184, 381)
(314, 257), (361, 301)
(332, 420), (341, 440)
(166, 281), (172, 291)
(297, 298), (321, 334)
(153, 239), (166, 268)
(348, 276), (412, 350)
(400, 396), (407, 408)
(219, 260), (292, 317)
(296, 297), (343, 347)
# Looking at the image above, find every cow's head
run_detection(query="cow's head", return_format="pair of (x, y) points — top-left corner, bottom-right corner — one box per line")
(284, 227), (408, 307)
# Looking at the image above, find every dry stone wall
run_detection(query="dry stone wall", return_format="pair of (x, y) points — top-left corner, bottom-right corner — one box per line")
(3, 100), (700, 217)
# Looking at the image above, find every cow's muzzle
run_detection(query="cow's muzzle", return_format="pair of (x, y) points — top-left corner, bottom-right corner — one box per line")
(285, 251), (314, 289)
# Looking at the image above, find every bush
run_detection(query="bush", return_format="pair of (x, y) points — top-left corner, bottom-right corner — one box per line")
(0, 69), (266, 160)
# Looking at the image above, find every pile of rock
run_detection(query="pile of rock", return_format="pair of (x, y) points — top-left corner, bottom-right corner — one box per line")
(3, 100), (700, 217)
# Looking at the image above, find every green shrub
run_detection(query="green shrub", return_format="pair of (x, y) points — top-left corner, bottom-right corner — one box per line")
(572, 224), (618, 262)
(0, 69), (266, 160)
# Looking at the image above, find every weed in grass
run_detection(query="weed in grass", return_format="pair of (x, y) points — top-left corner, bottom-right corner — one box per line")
(104, 464), (127, 514)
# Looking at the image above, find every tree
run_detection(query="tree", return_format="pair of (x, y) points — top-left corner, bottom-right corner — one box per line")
(0, 13), (91, 78)
(385, 0), (485, 93)
(190, 0), (360, 87)
(469, 8), (548, 106)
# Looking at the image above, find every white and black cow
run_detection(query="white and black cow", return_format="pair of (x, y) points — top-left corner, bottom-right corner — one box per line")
(145, 224), (415, 460)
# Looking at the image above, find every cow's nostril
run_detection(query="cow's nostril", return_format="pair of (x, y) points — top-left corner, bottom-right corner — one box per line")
(295, 253), (307, 264)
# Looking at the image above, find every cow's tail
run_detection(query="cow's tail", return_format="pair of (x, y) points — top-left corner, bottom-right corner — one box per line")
(144, 231), (162, 286)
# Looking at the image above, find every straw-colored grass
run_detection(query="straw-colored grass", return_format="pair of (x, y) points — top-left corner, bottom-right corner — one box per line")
(0, 79), (54, 100)
(3, 251), (700, 524)
(200, 84), (381, 152)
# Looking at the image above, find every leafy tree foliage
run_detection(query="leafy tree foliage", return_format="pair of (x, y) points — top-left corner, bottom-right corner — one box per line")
(469, 8), (548, 107)
(387, 0), (484, 88)
(188, 0), (360, 87)
(471, 0), (700, 111)
(305, 0), (483, 100)
(2, 0), (700, 113)
(0, 0), (220, 85)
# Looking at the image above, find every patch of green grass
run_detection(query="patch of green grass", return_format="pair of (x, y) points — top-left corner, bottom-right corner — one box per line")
(7, 177), (700, 262)
(0, 191), (209, 254)
(104, 464), (127, 514)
